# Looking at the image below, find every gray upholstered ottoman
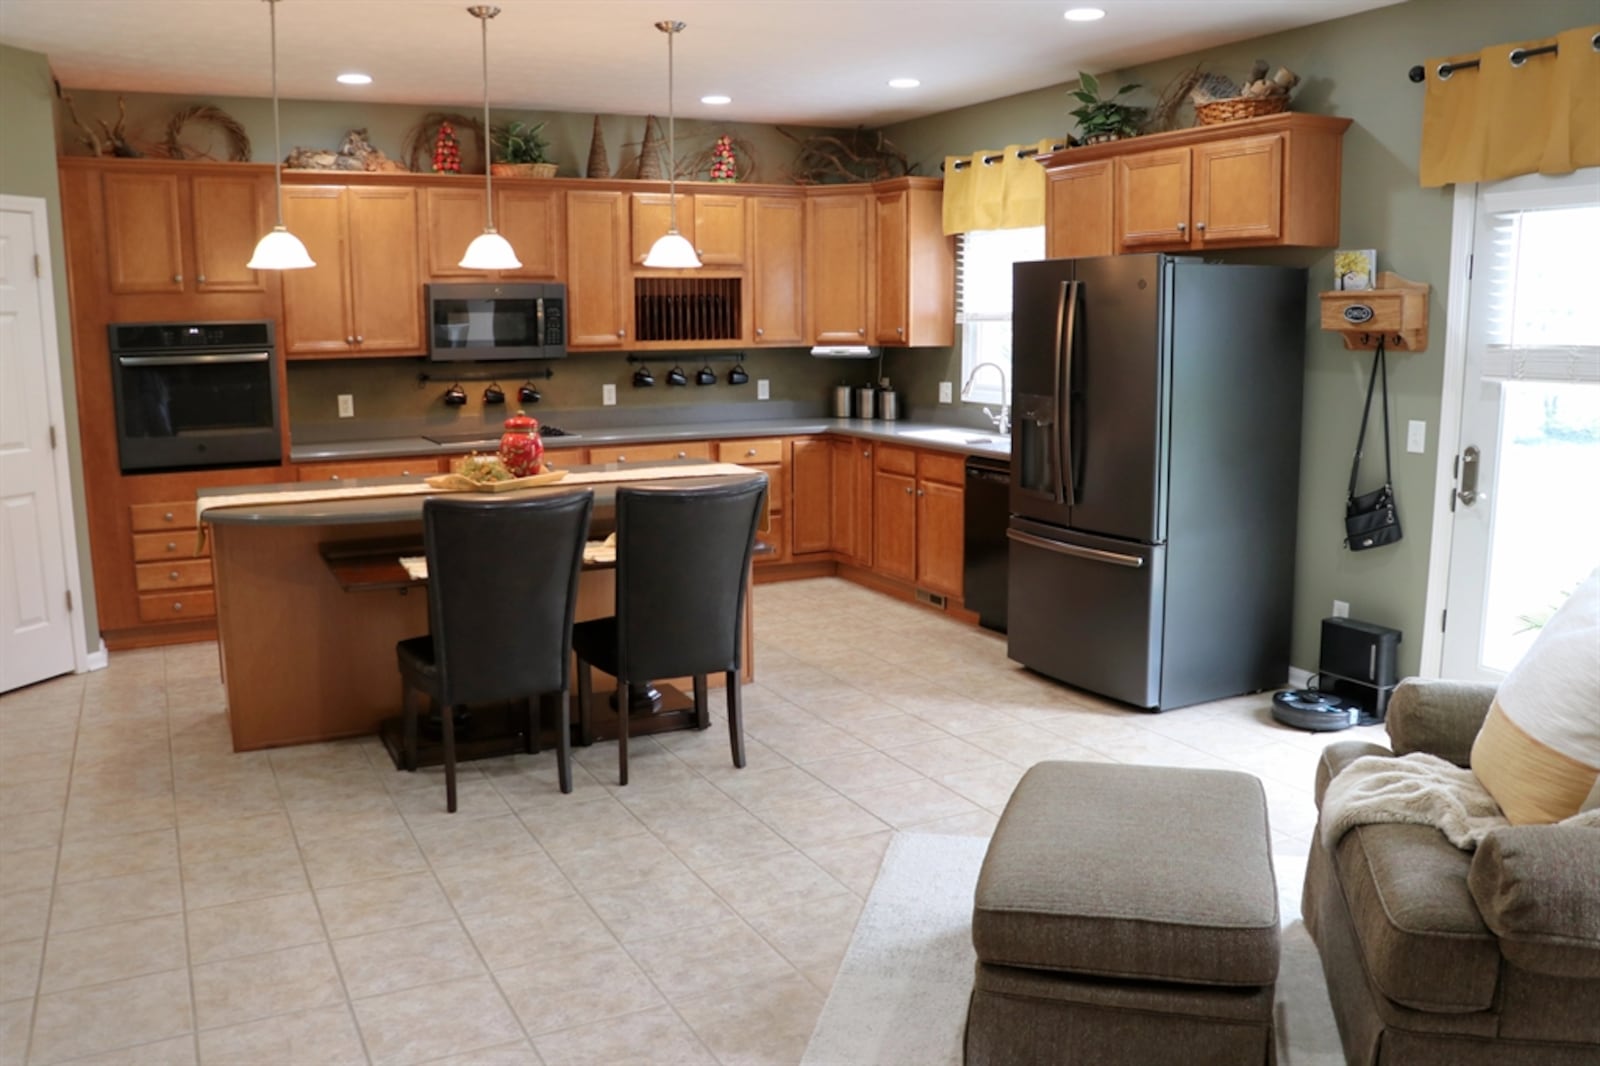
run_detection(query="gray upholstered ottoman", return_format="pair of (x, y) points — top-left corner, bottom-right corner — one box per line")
(966, 761), (1281, 1066)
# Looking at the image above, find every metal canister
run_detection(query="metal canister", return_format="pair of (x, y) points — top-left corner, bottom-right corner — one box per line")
(832, 384), (854, 419)
(878, 389), (899, 421)
(855, 385), (877, 420)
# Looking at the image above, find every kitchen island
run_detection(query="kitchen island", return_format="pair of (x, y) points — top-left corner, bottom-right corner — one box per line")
(200, 460), (765, 753)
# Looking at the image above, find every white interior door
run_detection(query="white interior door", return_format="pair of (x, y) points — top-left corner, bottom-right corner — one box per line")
(1439, 171), (1600, 682)
(0, 199), (79, 692)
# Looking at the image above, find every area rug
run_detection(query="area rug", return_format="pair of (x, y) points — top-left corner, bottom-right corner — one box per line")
(801, 833), (1343, 1065)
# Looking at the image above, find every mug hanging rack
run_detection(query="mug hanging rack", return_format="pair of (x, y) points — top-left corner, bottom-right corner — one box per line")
(415, 365), (554, 388)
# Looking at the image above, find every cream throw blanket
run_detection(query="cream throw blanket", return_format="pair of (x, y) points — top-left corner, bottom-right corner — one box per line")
(1322, 752), (1600, 851)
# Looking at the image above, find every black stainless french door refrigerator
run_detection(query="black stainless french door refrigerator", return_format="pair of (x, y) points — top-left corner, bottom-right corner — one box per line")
(1006, 254), (1306, 710)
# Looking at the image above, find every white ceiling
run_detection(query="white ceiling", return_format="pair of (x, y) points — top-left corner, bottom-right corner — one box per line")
(0, 0), (1404, 127)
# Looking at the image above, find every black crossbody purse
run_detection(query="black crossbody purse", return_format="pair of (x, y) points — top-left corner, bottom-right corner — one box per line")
(1345, 340), (1402, 551)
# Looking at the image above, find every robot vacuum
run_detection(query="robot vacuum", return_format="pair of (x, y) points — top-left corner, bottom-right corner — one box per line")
(1271, 689), (1364, 732)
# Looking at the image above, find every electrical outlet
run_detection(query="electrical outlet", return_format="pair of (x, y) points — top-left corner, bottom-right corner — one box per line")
(1332, 600), (1350, 619)
(939, 381), (953, 404)
(757, 379), (770, 400)
(336, 394), (354, 419)
(1406, 419), (1426, 454)
(601, 383), (617, 406)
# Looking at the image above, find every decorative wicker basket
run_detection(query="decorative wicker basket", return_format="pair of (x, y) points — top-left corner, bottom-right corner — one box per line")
(489, 162), (557, 178)
(1194, 96), (1290, 125)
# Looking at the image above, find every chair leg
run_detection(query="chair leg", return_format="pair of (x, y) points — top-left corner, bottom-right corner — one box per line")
(551, 689), (572, 795)
(693, 675), (710, 730)
(401, 682), (419, 772)
(617, 681), (630, 787)
(576, 656), (594, 746)
(726, 670), (746, 769)
(525, 695), (540, 756)
(441, 700), (458, 813)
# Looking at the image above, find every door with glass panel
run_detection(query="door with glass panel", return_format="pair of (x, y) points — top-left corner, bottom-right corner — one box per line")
(1440, 171), (1600, 681)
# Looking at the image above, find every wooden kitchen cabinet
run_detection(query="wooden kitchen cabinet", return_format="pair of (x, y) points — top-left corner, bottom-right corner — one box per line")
(873, 460), (918, 583)
(1117, 147), (1192, 250)
(873, 179), (954, 347)
(633, 192), (746, 267)
(790, 439), (833, 555)
(101, 168), (271, 298)
(1046, 160), (1115, 259)
(1116, 136), (1285, 249)
(749, 195), (805, 346)
(914, 451), (965, 597)
(806, 188), (873, 344)
(829, 437), (873, 566)
(586, 441), (712, 464)
(282, 185), (423, 357)
(566, 189), (631, 347)
(423, 184), (564, 280)
(295, 456), (442, 482)
(630, 192), (693, 265)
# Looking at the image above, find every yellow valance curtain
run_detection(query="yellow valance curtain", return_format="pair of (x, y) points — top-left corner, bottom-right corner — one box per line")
(1419, 25), (1599, 187)
(941, 139), (1058, 235)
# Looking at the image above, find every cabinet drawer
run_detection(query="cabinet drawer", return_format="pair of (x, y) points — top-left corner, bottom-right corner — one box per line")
(132, 531), (210, 562)
(541, 447), (588, 469)
(137, 589), (216, 623)
(297, 457), (441, 481)
(874, 444), (916, 476)
(129, 501), (197, 532)
(588, 441), (713, 464)
(716, 438), (784, 464)
(916, 450), (966, 486)
(134, 559), (213, 592)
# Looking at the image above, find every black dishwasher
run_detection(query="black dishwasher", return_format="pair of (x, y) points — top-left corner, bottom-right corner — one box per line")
(964, 457), (1011, 632)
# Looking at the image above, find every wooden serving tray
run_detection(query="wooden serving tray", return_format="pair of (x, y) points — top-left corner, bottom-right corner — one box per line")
(424, 469), (569, 493)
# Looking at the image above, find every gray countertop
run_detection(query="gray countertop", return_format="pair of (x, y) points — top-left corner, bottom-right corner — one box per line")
(290, 417), (1012, 463)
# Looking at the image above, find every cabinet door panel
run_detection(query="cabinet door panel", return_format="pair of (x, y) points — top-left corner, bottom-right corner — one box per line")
(750, 197), (804, 346)
(566, 190), (630, 347)
(791, 439), (832, 555)
(1194, 135), (1283, 245)
(806, 192), (872, 344)
(348, 187), (423, 354)
(1047, 161), (1115, 260)
(1117, 149), (1191, 250)
(103, 172), (185, 294)
(874, 190), (908, 344)
(497, 186), (564, 279)
(423, 186), (487, 279)
(693, 194), (746, 266)
(190, 175), (268, 293)
(916, 479), (964, 597)
(630, 192), (694, 265)
(281, 187), (353, 356)
(873, 470), (916, 582)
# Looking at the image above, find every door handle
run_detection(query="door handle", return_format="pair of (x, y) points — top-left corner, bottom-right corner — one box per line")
(1007, 528), (1144, 568)
(1456, 445), (1482, 506)
(1059, 280), (1080, 507)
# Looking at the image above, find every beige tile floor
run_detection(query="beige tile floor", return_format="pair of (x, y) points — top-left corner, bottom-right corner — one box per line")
(0, 577), (1384, 1065)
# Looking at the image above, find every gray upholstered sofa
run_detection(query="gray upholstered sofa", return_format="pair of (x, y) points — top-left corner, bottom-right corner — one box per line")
(1304, 678), (1600, 1065)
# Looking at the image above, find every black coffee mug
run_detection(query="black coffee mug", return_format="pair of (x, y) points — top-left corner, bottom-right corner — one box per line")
(633, 365), (655, 387)
(728, 363), (749, 385)
(483, 382), (505, 404)
(443, 383), (468, 406)
(518, 382), (541, 403)
(666, 364), (688, 387)
(695, 364), (717, 386)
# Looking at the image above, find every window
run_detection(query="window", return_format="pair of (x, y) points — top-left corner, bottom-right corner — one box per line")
(957, 226), (1045, 405)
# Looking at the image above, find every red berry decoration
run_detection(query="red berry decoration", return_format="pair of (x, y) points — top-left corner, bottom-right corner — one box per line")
(709, 135), (736, 183)
(433, 121), (462, 174)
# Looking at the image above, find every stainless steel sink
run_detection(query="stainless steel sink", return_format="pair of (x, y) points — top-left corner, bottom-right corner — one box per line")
(899, 427), (1008, 447)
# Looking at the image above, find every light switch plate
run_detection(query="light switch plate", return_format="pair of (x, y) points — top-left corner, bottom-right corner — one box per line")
(939, 381), (953, 404)
(757, 379), (770, 400)
(1406, 420), (1426, 453)
(337, 394), (354, 419)
(1332, 600), (1350, 619)
(602, 383), (617, 406)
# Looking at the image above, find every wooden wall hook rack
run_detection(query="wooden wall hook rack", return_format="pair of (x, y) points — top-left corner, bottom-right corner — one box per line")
(1319, 271), (1430, 351)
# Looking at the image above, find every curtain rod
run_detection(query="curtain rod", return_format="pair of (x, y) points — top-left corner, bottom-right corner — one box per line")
(1408, 32), (1598, 83)
(942, 143), (1069, 172)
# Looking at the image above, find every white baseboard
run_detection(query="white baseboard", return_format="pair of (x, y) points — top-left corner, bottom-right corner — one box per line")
(82, 642), (108, 673)
(1287, 666), (1314, 690)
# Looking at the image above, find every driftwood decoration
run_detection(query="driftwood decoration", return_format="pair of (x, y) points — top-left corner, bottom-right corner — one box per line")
(586, 115), (610, 178)
(401, 112), (485, 174)
(1150, 64), (1205, 133)
(285, 129), (407, 172)
(160, 104), (251, 162)
(782, 126), (911, 184)
(61, 93), (142, 157)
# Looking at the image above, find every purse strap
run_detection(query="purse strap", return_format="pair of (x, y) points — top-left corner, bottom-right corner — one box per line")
(1347, 339), (1392, 500)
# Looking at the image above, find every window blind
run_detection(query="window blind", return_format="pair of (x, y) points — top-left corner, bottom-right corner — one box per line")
(1477, 201), (1600, 383)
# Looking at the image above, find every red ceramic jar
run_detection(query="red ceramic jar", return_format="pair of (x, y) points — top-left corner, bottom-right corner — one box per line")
(497, 410), (545, 477)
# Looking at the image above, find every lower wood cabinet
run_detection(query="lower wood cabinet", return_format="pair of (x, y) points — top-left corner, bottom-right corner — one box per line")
(790, 439), (833, 555)
(873, 464), (918, 583)
(296, 457), (442, 481)
(829, 438), (873, 565)
(914, 451), (966, 598)
(587, 441), (712, 464)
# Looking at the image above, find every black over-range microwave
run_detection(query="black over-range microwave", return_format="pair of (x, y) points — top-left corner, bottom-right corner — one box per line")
(425, 282), (566, 361)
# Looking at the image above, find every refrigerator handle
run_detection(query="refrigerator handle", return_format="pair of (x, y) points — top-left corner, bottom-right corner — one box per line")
(1006, 528), (1145, 568)
(1059, 280), (1080, 506)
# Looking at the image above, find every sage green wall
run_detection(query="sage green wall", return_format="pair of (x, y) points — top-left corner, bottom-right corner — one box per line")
(0, 43), (99, 652)
(882, 0), (1598, 678)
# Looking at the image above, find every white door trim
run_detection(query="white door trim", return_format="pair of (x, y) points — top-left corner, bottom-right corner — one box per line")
(1418, 182), (1479, 679)
(0, 194), (96, 675)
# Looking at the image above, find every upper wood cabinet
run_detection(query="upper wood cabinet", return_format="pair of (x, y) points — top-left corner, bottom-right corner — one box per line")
(101, 169), (270, 297)
(873, 179), (953, 347)
(630, 192), (693, 265)
(566, 189), (631, 347)
(423, 184), (564, 280)
(805, 188), (873, 344)
(1039, 114), (1352, 255)
(282, 185), (423, 358)
(629, 192), (744, 267)
(749, 195), (804, 346)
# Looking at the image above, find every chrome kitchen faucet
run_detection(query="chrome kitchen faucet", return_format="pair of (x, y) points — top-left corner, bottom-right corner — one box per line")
(962, 361), (1011, 436)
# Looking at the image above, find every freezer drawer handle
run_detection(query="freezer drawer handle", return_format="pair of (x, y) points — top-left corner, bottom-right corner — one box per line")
(1006, 528), (1145, 568)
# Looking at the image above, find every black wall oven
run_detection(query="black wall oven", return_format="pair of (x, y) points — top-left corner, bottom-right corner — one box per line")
(109, 320), (282, 473)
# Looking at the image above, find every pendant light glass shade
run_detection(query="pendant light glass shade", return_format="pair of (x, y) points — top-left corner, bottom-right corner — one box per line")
(643, 20), (701, 269)
(460, 5), (521, 270)
(248, 0), (315, 271)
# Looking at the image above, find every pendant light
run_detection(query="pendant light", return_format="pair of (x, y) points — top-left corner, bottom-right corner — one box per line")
(459, 5), (521, 270)
(246, 0), (315, 271)
(642, 20), (701, 269)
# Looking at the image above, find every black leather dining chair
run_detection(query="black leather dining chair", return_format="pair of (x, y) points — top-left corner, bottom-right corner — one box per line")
(572, 478), (767, 786)
(396, 491), (593, 812)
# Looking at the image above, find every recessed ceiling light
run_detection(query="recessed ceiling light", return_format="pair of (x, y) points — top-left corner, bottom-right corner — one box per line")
(888, 77), (921, 90)
(336, 72), (373, 85)
(1063, 7), (1106, 21)
(701, 94), (731, 105)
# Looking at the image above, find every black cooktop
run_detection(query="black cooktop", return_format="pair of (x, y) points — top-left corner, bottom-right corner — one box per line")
(423, 425), (574, 444)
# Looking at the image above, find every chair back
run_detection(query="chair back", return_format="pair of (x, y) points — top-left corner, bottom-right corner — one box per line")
(614, 478), (766, 682)
(424, 491), (593, 706)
